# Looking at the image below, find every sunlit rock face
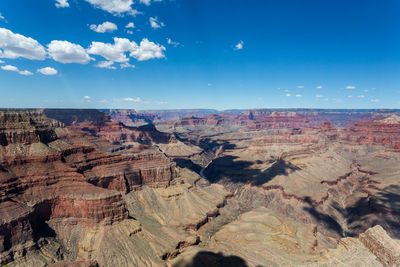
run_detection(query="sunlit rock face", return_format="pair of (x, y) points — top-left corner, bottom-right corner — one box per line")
(342, 114), (400, 149)
(1, 109), (400, 266)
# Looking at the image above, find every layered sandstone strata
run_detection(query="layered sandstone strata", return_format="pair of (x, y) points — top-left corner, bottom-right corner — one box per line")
(0, 109), (178, 265)
(343, 114), (400, 149)
(0, 110), (59, 146)
(359, 225), (400, 267)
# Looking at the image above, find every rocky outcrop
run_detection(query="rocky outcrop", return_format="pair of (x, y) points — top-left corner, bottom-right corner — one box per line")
(0, 201), (36, 265)
(0, 110), (59, 146)
(359, 225), (400, 267)
(0, 110), (179, 265)
(67, 121), (171, 144)
(43, 109), (110, 126)
(103, 109), (223, 126)
(170, 114), (234, 128)
(103, 109), (156, 127)
(343, 115), (400, 149)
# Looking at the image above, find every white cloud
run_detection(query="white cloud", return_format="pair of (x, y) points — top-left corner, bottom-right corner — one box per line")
(47, 40), (92, 64)
(121, 97), (142, 102)
(0, 13), (5, 20)
(139, 0), (162, 5)
(2, 65), (20, 71)
(167, 38), (180, 47)
(0, 60), (4, 63)
(207, 83), (212, 87)
(120, 62), (135, 69)
(297, 85), (304, 89)
(315, 94), (324, 98)
(357, 95), (365, 98)
(37, 67), (58, 75)
(125, 22), (135, 28)
(371, 98), (379, 103)
(19, 70), (33, 75)
(83, 0), (140, 16)
(90, 21), (118, 33)
(88, 37), (133, 62)
(0, 28), (46, 60)
(346, 85), (356, 89)
(149, 17), (164, 29)
(347, 95), (354, 98)
(55, 0), (69, 8)
(88, 37), (165, 63)
(286, 93), (291, 97)
(84, 95), (90, 99)
(234, 40), (244, 50)
(96, 60), (116, 69)
(140, 0), (151, 5)
(126, 30), (133, 34)
(295, 94), (302, 97)
(130, 38), (166, 61)
(1, 64), (33, 75)
(316, 85), (323, 89)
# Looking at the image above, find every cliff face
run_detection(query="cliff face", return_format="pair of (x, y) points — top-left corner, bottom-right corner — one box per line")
(359, 225), (400, 267)
(104, 109), (156, 127)
(0, 110), (60, 146)
(67, 121), (171, 145)
(103, 109), (222, 126)
(43, 109), (111, 126)
(0, 110), (178, 265)
(342, 116), (400, 149)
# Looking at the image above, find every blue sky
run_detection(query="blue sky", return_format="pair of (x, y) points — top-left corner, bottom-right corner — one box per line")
(0, 0), (399, 110)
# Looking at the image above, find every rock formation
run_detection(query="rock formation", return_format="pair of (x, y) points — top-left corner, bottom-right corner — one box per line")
(359, 225), (400, 267)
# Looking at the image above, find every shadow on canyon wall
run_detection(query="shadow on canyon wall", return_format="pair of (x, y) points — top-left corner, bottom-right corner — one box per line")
(304, 185), (400, 238)
(203, 155), (301, 186)
(172, 251), (248, 267)
(174, 158), (203, 174)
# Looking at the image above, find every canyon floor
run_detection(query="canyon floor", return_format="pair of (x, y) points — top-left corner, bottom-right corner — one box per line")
(1, 108), (400, 267)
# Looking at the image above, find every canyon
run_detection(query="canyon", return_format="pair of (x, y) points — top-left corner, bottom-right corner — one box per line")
(1, 108), (400, 266)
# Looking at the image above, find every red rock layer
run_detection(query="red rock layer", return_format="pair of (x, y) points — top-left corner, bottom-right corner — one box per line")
(170, 114), (235, 127)
(67, 121), (171, 144)
(342, 119), (400, 149)
(168, 110), (386, 130)
(0, 110), (178, 264)
(64, 147), (177, 192)
(0, 202), (35, 264)
(106, 109), (156, 127)
(0, 110), (59, 146)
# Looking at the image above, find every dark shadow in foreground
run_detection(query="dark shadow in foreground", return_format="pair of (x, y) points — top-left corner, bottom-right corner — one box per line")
(172, 251), (248, 267)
